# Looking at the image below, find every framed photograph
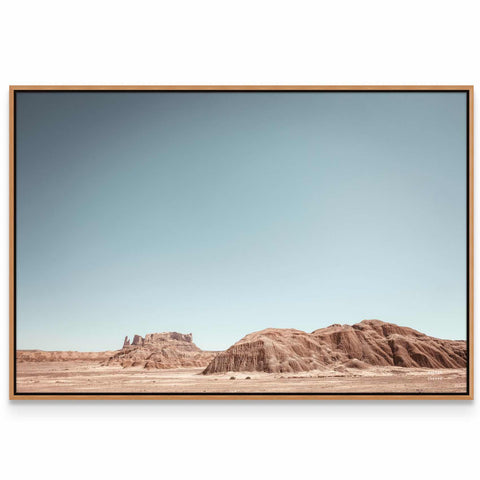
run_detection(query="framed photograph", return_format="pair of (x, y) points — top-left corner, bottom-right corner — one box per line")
(10, 86), (473, 400)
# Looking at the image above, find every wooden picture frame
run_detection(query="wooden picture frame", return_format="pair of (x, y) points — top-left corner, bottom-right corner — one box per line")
(10, 85), (474, 400)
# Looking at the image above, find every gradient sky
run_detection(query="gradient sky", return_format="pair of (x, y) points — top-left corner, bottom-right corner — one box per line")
(16, 91), (467, 351)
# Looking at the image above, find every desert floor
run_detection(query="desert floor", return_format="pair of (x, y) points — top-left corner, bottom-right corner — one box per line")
(15, 361), (467, 394)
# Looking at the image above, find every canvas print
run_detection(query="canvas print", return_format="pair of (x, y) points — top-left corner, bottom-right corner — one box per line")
(10, 87), (473, 399)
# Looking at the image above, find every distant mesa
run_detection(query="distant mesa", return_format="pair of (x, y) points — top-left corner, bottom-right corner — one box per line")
(124, 332), (194, 347)
(104, 332), (216, 369)
(202, 319), (467, 374)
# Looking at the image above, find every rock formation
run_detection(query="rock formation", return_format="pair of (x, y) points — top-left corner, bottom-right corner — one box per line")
(104, 332), (216, 369)
(203, 319), (467, 374)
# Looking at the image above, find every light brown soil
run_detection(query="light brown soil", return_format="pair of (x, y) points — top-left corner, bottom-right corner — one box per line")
(16, 361), (467, 394)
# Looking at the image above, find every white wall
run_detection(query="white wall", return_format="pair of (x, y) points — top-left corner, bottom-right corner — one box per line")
(1, 1), (478, 479)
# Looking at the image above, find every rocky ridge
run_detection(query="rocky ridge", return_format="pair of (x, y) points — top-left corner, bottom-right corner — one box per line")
(203, 320), (467, 374)
(16, 350), (114, 362)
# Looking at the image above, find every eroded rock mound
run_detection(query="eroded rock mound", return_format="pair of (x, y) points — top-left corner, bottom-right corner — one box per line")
(105, 332), (216, 369)
(203, 320), (467, 374)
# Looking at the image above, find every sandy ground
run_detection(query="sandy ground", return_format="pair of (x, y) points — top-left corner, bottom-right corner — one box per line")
(15, 361), (467, 394)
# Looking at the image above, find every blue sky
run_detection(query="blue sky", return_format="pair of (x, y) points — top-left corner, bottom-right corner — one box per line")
(16, 91), (467, 351)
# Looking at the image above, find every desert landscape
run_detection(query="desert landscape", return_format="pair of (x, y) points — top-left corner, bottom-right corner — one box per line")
(16, 320), (467, 394)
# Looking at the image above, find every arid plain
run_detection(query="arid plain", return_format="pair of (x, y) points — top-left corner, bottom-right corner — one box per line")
(16, 362), (466, 394)
(16, 320), (468, 394)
